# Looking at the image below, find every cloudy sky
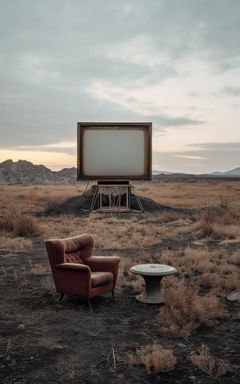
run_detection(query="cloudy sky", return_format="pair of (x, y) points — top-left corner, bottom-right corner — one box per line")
(0, 0), (239, 173)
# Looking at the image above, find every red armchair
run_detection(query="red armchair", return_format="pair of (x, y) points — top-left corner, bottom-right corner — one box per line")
(45, 234), (120, 311)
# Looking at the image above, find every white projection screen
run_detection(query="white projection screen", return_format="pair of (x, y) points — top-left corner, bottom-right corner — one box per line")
(77, 122), (152, 180)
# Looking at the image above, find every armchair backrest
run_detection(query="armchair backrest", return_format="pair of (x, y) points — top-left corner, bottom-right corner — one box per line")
(45, 234), (94, 271)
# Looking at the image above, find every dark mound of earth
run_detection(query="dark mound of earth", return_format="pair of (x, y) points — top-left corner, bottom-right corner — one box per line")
(44, 186), (185, 215)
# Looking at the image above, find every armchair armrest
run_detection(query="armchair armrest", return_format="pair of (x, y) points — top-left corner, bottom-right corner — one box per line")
(55, 262), (91, 297)
(86, 256), (120, 271)
(85, 256), (120, 288)
(56, 263), (90, 271)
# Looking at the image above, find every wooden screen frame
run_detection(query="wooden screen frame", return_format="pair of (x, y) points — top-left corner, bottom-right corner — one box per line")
(77, 122), (152, 181)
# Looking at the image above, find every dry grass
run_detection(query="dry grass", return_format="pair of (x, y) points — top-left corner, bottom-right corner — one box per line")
(193, 199), (240, 240)
(189, 344), (233, 377)
(160, 248), (217, 277)
(156, 280), (227, 337)
(0, 234), (32, 253)
(137, 181), (240, 211)
(221, 272), (240, 291)
(160, 247), (240, 295)
(1, 180), (240, 213)
(30, 264), (50, 275)
(153, 211), (186, 223)
(41, 214), (163, 250)
(0, 209), (42, 237)
(0, 185), (85, 213)
(230, 251), (240, 265)
(198, 272), (223, 289)
(117, 258), (136, 289)
(129, 344), (177, 373)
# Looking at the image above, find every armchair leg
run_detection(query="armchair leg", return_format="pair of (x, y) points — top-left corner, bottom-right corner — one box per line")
(59, 293), (64, 301)
(111, 289), (117, 302)
(87, 298), (92, 312)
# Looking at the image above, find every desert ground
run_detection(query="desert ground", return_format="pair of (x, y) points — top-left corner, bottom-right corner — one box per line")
(0, 179), (240, 384)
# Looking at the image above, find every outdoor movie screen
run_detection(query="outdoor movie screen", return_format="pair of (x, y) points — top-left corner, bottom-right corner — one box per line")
(77, 122), (152, 181)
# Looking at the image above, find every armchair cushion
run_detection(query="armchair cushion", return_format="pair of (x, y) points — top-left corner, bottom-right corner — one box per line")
(91, 272), (113, 288)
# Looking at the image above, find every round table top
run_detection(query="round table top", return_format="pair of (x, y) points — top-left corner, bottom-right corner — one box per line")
(130, 263), (177, 276)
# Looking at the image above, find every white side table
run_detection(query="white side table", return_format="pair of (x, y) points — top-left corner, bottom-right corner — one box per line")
(130, 264), (177, 304)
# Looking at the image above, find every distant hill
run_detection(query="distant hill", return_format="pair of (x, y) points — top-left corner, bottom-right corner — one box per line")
(152, 167), (240, 178)
(0, 160), (239, 185)
(210, 167), (240, 177)
(0, 160), (77, 185)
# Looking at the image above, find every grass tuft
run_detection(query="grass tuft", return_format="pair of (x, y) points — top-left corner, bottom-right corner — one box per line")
(156, 280), (227, 337)
(189, 344), (233, 377)
(129, 344), (177, 373)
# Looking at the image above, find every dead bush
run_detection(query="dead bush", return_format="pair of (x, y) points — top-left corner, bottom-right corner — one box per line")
(200, 198), (235, 224)
(129, 344), (177, 373)
(222, 272), (240, 291)
(214, 224), (239, 239)
(197, 220), (214, 238)
(117, 258), (135, 289)
(0, 213), (14, 233)
(160, 248), (216, 277)
(131, 277), (144, 294)
(156, 281), (227, 337)
(198, 273), (222, 289)
(13, 214), (42, 237)
(0, 209), (41, 237)
(230, 251), (240, 265)
(216, 211), (235, 225)
(189, 344), (232, 377)
(217, 263), (236, 275)
(157, 211), (185, 223)
(196, 197), (240, 241)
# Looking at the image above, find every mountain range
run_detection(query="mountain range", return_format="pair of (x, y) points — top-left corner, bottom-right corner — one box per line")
(0, 160), (77, 184)
(0, 159), (239, 184)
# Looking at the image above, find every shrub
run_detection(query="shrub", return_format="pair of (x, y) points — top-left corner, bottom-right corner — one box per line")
(0, 209), (41, 237)
(195, 200), (236, 239)
(156, 281), (227, 337)
(0, 213), (14, 232)
(189, 344), (232, 377)
(117, 258), (136, 289)
(129, 344), (176, 373)
(198, 272), (222, 289)
(13, 214), (41, 236)
(230, 251), (240, 265)
(157, 211), (185, 223)
(160, 248), (217, 277)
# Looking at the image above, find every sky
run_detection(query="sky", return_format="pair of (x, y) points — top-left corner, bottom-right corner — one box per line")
(0, 0), (240, 173)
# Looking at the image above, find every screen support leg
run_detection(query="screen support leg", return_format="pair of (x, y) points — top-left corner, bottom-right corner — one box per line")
(131, 186), (144, 212)
(90, 186), (99, 211)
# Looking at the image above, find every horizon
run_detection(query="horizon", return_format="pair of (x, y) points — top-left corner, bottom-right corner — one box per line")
(0, 1), (240, 173)
(0, 157), (239, 175)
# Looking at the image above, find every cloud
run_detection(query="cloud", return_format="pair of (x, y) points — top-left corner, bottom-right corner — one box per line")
(0, 0), (239, 173)
(87, 80), (204, 126)
(0, 142), (76, 156)
(174, 155), (207, 160)
(221, 87), (240, 96)
(187, 142), (240, 151)
(105, 36), (169, 69)
(154, 141), (240, 173)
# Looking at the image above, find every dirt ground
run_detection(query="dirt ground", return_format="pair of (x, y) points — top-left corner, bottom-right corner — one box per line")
(0, 181), (240, 383)
(0, 239), (239, 384)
